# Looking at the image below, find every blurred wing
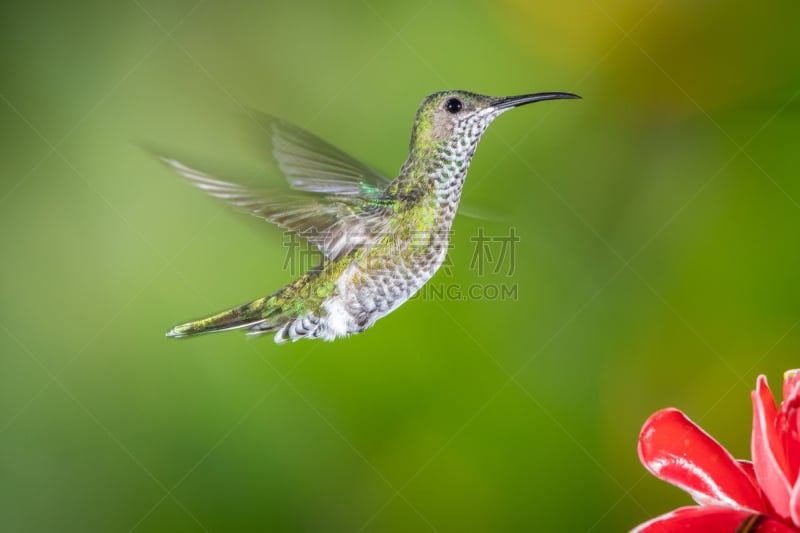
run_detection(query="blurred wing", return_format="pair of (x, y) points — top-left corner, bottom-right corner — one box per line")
(250, 111), (391, 198)
(162, 158), (391, 261)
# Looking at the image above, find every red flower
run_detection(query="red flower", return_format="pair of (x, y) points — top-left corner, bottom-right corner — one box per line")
(633, 370), (800, 532)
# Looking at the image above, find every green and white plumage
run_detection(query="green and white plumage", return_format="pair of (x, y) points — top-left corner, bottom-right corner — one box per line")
(164, 90), (579, 342)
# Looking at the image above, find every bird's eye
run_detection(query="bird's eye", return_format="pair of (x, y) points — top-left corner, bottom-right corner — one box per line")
(445, 98), (463, 114)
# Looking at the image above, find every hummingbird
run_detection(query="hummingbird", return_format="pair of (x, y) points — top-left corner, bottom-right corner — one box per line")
(164, 90), (579, 342)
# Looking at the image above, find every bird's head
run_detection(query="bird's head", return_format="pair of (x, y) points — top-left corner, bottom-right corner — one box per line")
(408, 90), (580, 154)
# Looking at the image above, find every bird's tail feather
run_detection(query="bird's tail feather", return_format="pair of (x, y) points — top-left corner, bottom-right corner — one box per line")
(166, 296), (282, 338)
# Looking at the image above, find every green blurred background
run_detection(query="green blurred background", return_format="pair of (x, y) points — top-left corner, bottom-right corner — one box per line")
(2, 0), (799, 531)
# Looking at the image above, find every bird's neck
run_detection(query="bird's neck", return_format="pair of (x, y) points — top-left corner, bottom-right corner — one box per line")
(395, 139), (475, 218)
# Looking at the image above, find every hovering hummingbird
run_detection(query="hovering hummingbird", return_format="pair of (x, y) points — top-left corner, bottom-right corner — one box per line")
(164, 90), (579, 342)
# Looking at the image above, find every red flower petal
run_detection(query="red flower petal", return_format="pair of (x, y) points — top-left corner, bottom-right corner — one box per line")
(753, 375), (793, 519)
(782, 371), (800, 411)
(780, 370), (800, 487)
(639, 408), (766, 512)
(739, 460), (769, 504)
(631, 506), (797, 533)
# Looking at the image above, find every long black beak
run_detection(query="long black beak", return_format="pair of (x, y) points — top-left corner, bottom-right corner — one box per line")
(492, 92), (581, 110)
